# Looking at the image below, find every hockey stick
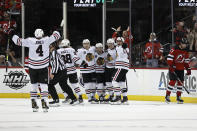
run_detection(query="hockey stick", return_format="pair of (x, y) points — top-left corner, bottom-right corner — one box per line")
(5, 39), (10, 72)
(173, 72), (197, 96)
(6, 9), (12, 72)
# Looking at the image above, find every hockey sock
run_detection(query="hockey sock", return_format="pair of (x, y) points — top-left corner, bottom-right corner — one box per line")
(97, 83), (104, 96)
(30, 83), (38, 100)
(71, 83), (82, 97)
(166, 90), (171, 96)
(114, 87), (121, 96)
(176, 91), (182, 97)
(40, 83), (48, 101)
(121, 88), (127, 97)
(84, 83), (92, 100)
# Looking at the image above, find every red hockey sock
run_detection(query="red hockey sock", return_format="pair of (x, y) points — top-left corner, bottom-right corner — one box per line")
(166, 90), (171, 96)
(177, 91), (182, 97)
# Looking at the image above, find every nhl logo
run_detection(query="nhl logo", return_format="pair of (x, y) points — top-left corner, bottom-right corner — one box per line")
(3, 71), (29, 90)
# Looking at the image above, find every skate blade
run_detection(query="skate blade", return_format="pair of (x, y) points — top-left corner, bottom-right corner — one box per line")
(33, 108), (39, 112)
(49, 104), (60, 107)
(111, 102), (121, 105)
(165, 100), (170, 104)
(177, 101), (183, 104)
(43, 108), (48, 112)
(62, 100), (72, 104)
(121, 102), (129, 105)
(71, 101), (79, 106)
(91, 101), (99, 104)
(79, 101), (84, 105)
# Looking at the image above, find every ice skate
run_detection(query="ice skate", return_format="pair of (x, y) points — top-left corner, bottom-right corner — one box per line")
(111, 96), (121, 105)
(49, 99), (60, 107)
(165, 95), (171, 104)
(62, 96), (71, 104)
(70, 99), (79, 106)
(177, 96), (184, 104)
(31, 99), (39, 112)
(90, 97), (99, 104)
(41, 99), (49, 112)
(78, 95), (84, 104)
(99, 95), (105, 104)
(121, 96), (129, 105)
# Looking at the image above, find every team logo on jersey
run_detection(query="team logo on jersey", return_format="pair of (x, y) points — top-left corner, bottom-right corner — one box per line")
(86, 53), (94, 62)
(176, 54), (185, 63)
(96, 57), (105, 65)
(107, 54), (113, 61)
(3, 71), (29, 90)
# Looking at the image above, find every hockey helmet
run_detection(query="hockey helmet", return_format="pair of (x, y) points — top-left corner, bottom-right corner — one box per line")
(82, 39), (90, 44)
(34, 29), (44, 38)
(59, 39), (70, 48)
(107, 38), (115, 44)
(95, 43), (103, 48)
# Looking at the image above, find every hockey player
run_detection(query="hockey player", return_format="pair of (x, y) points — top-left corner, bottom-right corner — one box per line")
(165, 38), (191, 104)
(48, 43), (78, 106)
(112, 37), (130, 105)
(57, 39), (83, 104)
(77, 39), (98, 103)
(105, 38), (116, 102)
(12, 29), (60, 112)
(94, 43), (107, 103)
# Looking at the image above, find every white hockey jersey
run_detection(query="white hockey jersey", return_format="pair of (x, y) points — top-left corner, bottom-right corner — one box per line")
(77, 46), (95, 73)
(115, 45), (130, 70)
(12, 31), (60, 69)
(57, 47), (79, 75)
(95, 51), (107, 73)
(106, 48), (116, 68)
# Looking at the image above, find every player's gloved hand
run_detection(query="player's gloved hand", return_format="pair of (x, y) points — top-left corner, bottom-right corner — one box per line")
(186, 69), (191, 75)
(122, 43), (127, 49)
(169, 66), (175, 73)
(81, 60), (88, 68)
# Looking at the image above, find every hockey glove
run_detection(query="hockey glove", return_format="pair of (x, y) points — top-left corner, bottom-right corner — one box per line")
(122, 43), (128, 49)
(81, 60), (88, 68)
(186, 69), (191, 75)
(169, 66), (175, 73)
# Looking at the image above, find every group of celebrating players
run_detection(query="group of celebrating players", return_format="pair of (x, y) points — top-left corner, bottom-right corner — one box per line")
(10, 27), (192, 112)
(11, 28), (130, 112)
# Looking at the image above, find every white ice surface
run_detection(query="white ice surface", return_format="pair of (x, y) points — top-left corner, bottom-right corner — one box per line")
(0, 99), (197, 131)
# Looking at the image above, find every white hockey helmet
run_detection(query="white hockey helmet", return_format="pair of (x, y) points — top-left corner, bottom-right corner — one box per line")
(59, 39), (70, 48)
(82, 39), (90, 44)
(116, 37), (124, 42)
(95, 43), (103, 48)
(107, 38), (115, 44)
(34, 29), (44, 38)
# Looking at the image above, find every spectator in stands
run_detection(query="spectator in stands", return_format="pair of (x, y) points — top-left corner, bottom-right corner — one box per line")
(0, 11), (17, 35)
(0, 54), (11, 66)
(112, 26), (133, 48)
(173, 21), (187, 46)
(144, 32), (163, 68)
(187, 22), (197, 51)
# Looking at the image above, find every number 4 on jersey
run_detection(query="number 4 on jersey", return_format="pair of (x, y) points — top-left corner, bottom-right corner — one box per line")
(36, 45), (43, 57)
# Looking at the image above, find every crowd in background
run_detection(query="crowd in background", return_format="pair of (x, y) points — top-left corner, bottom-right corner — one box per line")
(0, 0), (21, 66)
(0, 0), (197, 68)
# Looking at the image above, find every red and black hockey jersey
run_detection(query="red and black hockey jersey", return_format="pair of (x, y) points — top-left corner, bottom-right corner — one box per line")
(167, 47), (190, 70)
